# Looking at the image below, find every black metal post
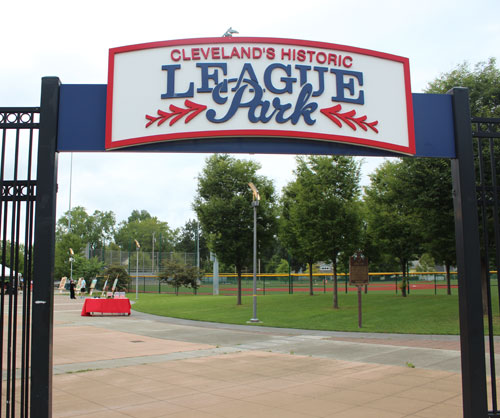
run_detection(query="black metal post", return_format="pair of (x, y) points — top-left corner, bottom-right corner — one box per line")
(30, 77), (59, 418)
(357, 286), (362, 328)
(449, 87), (488, 417)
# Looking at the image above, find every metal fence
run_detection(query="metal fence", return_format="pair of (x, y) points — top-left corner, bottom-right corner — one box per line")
(0, 106), (39, 417)
(88, 248), (196, 274)
(112, 271), (465, 296)
(472, 116), (500, 417)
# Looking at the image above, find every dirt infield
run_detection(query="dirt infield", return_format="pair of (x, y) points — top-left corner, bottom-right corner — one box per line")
(219, 283), (459, 293)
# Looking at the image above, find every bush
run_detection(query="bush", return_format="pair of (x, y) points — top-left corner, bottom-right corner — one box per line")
(158, 260), (203, 295)
(103, 265), (131, 291)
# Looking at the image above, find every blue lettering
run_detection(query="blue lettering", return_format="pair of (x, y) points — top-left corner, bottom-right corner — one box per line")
(294, 65), (327, 97)
(274, 84), (317, 125)
(232, 63), (259, 92)
(207, 82), (256, 123)
(330, 69), (364, 104)
(196, 63), (227, 93)
(211, 80), (229, 105)
(161, 65), (194, 98)
(207, 79), (316, 126)
(264, 64), (297, 94)
(311, 66), (328, 97)
(295, 65), (311, 86)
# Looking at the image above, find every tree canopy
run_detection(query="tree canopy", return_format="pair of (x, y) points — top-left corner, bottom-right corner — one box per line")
(57, 206), (116, 250)
(280, 156), (362, 305)
(114, 209), (176, 252)
(364, 160), (422, 296)
(426, 58), (500, 117)
(175, 219), (210, 270)
(193, 154), (277, 305)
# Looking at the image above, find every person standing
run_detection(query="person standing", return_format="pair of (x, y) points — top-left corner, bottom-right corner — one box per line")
(80, 278), (87, 297)
(69, 279), (76, 299)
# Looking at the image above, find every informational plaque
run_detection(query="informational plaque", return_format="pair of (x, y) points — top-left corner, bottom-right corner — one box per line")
(349, 252), (369, 286)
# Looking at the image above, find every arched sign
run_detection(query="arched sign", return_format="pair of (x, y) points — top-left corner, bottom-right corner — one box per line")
(105, 37), (415, 154)
(57, 38), (455, 157)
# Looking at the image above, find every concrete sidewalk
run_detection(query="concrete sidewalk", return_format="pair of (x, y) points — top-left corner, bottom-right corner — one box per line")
(50, 295), (493, 417)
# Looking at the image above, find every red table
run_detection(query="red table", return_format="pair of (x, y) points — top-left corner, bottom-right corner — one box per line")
(81, 298), (131, 316)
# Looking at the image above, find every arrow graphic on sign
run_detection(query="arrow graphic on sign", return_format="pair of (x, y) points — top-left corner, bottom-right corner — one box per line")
(320, 104), (379, 133)
(146, 100), (207, 128)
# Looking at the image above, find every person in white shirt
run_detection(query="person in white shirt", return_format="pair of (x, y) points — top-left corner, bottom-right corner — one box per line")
(80, 278), (87, 295)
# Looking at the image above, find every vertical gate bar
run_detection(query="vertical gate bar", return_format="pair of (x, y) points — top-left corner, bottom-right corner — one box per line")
(449, 87), (488, 417)
(4, 200), (13, 418)
(21, 125), (36, 418)
(10, 124), (22, 417)
(12, 205), (21, 418)
(0, 127), (6, 416)
(30, 77), (60, 418)
(23, 195), (34, 418)
(488, 137), (500, 317)
(477, 138), (498, 412)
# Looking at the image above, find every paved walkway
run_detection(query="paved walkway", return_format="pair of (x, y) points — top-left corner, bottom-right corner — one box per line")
(50, 295), (497, 417)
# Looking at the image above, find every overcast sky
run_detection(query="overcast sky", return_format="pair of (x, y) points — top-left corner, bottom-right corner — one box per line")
(2, 0), (499, 230)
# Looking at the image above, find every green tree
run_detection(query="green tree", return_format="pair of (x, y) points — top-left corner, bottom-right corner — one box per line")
(275, 259), (290, 274)
(193, 154), (277, 305)
(426, 58), (500, 117)
(175, 219), (210, 269)
(55, 207), (116, 281)
(0, 241), (26, 277)
(286, 156), (363, 308)
(412, 58), (500, 296)
(401, 158), (455, 294)
(416, 253), (436, 272)
(103, 265), (131, 291)
(158, 260), (203, 295)
(364, 161), (422, 297)
(114, 210), (176, 254)
(54, 233), (86, 280)
(57, 206), (116, 250)
(73, 256), (104, 282)
(280, 179), (323, 296)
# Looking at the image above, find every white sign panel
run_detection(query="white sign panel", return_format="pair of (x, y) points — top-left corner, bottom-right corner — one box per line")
(106, 37), (415, 154)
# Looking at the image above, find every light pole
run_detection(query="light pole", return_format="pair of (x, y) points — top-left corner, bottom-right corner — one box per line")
(196, 221), (200, 269)
(248, 182), (260, 323)
(152, 232), (155, 274)
(134, 239), (140, 300)
(68, 153), (73, 231)
(69, 248), (74, 282)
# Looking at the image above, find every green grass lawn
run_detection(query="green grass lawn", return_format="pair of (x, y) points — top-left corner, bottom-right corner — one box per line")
(131, 291), (500, 335)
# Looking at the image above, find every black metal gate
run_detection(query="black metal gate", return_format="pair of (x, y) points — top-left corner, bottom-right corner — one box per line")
(0, 106), (38, 417)
(450, 87), (500, 417)
(473, 116), (500, 417)
(0, 78), (59, 417)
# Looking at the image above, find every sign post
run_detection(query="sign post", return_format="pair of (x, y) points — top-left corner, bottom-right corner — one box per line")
(349, 252), (369, 328)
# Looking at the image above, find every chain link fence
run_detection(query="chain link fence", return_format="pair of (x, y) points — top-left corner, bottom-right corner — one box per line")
(88, 248), (196, 274)
(104, 271), (473, 296)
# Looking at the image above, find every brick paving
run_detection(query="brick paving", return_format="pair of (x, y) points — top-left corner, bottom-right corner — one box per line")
(45, 295), (499, 417)
(326, 336), (500, 353)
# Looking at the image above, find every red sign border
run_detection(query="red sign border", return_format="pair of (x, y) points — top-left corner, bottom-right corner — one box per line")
(105, 37), (415, 154)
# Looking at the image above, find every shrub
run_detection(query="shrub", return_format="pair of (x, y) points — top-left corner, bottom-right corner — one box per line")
(158, 260), (203, 295)
(103, 265), (131, 291)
